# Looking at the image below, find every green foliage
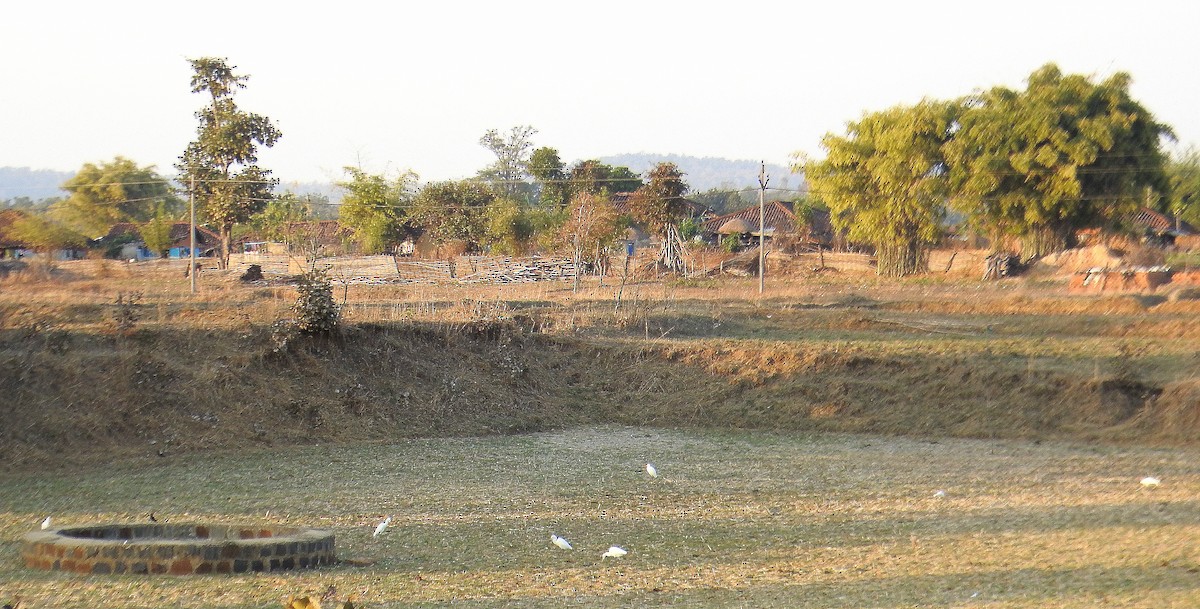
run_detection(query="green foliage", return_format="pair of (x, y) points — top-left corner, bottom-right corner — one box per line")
(483, 197), (534, 255)
(6, 213), (87, 253)
(628, 162), (690, 237)
(528, 147), (569, 208)
(678, 217), (702, 241)
(176, 57), (281, 268)
(251, 192), (319, 242)
(720, 233), (741, 252)
(1166, 250), (1200, 269)
(337, 168), (417, 254)
(945, 63), (1171, 257)
(568, 160), (644, 197)
(292, 267), (340, 336)
(478, 125), (537, 201)
(54, 157), (180, 237)
(410, 179), (496, 249)
(804, 100), (955, 277)
(1166, 147), (1200, 226)
(525, 205), (568, 252)
(140, 205), (174, 258)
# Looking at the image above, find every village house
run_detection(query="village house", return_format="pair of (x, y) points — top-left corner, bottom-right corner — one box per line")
(99, 222), (222, 260)
(700, 201), (835, 252)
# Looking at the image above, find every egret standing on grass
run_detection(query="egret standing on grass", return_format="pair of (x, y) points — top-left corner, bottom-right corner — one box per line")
(602, 546), (627, 558)
(551, 534), (572, 550)
(373, 516), (392, 538)
(1141, 476), (1161, 488)
(40, 517), (51, 530)
(645, 463), (658, 478)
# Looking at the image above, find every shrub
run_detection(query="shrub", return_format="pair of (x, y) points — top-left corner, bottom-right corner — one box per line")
(293, 268), (340, 335)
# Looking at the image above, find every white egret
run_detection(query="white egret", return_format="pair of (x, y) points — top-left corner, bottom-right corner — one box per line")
(373, 516), (392, 538)
(551, 534), (572, 550)
(602, 546), (627, 558)
(933, 490), (946, 498)
(40, 516), (51, 530)
(1141, 476), (1161, 488)
(645, 463), (658, 478)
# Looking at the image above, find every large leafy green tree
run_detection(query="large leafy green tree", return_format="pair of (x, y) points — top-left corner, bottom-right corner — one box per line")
(410, 180), (496, 250)
(337, 168), (417, 254)
(482, 197), (534, 255)
(803, 100), (956, 277)
(6, 213), (87, 255)
(528, 147), (569, 208)
(478, 125), (537, 200)
(568, 160), (643, 197)
(945, 64), (1171, 257)
(1166, 147), (1200, 227)
(177, 57), (282, 268)
(54, 157), (180, 237)
(627, 162), (689, 238)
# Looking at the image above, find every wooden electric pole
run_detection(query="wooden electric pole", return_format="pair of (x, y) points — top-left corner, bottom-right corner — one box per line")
(189, 176), (196, 294)
(758, 161), (769, 294)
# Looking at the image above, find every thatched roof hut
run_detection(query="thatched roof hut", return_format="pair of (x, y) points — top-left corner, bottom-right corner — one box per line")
(717, 217), (754, 234)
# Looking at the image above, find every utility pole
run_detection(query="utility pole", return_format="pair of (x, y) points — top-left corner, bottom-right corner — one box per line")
(189, 176), (196, 294)
(758, 161), (769, 294)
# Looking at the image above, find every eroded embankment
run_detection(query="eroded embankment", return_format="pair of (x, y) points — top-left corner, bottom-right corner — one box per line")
(0, 319), (1194, 470)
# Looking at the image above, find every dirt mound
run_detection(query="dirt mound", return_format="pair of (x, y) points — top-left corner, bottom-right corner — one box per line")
(1122, 378), (1200, 441)
(1036, 245), (1126, 274)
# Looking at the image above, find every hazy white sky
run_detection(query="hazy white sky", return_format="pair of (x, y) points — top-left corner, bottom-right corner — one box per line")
(2, 1), (1197, 186)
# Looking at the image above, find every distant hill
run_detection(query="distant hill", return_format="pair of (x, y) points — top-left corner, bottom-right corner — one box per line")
(596, 154), (804, 195)
(0, 167), (75, 201)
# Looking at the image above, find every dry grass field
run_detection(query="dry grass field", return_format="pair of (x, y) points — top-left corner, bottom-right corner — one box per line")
(1, 255), (1199, 607)
(1, 426), (1198, 608)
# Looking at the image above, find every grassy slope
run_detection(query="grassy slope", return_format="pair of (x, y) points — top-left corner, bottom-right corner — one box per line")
(1, 260), (1198, 470)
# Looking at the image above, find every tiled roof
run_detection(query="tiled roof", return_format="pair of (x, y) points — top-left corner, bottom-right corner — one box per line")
(1130, 207), (1197, 236)
(701, 201), (834, 245)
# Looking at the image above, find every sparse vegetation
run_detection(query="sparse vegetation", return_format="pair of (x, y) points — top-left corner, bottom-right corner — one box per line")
(1, 257), (1198, 607)
(0, 427), (1197, 608)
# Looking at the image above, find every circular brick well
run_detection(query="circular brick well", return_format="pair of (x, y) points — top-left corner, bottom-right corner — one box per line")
(21, 523), (336, 575)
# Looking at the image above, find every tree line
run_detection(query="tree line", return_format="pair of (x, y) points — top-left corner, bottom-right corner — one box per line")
(2, 58), (693, 270)
(801, 63), (1197, 277)
(5, 60), (1199, 277)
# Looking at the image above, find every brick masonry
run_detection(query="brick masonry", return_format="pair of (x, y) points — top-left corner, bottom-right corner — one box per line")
(21, 524), (335, 576)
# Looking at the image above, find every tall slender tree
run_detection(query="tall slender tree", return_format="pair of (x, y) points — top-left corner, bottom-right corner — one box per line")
(478, 125), (537, 200)
(177, 57), (281, 268)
